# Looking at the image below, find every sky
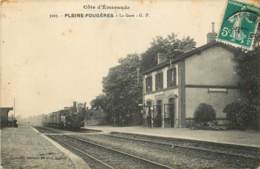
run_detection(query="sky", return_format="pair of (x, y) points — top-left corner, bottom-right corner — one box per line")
(0, 0), (259, 118)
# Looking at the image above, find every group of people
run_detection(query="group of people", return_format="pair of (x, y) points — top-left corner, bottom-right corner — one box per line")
(142, 105), (162, 128)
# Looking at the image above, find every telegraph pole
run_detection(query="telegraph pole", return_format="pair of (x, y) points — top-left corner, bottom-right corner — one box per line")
(13, 98), (15, 120)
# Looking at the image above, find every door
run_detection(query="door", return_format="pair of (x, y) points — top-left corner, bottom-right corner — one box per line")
(155, 100), (162, 127)
(168, 98), (175, 127)
(146, 101), (152, 127)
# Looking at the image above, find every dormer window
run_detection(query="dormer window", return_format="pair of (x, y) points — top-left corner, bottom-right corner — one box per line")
(157, 53), (167, 65)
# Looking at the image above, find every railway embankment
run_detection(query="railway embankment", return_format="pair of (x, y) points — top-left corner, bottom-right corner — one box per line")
(1, 124), (89, 169)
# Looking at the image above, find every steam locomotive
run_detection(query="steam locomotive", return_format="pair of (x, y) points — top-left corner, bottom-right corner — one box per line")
(42, 102), (86, 130)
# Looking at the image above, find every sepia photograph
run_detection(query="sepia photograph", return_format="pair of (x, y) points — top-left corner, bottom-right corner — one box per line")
(0, 0), (260, 168)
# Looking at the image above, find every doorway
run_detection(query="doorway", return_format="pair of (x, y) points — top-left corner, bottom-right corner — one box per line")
(154, 100), (162, 127)
(146, 101), (152, 128)
(168, 98), (176, 127)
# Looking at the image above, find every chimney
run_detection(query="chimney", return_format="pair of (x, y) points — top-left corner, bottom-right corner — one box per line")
(157, 53), (167, 64)
(207, 22), (217, 43)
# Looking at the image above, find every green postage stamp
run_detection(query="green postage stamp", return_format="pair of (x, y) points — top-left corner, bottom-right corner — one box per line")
(217, 0), (260, 50)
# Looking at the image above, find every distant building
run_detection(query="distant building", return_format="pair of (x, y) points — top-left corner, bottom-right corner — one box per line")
(0, 107), (13, 127)
(142, 41), (240, 128)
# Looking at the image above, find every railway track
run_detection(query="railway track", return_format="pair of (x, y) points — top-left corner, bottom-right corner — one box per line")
(35, 127), (259, 168)
(34, 126), (101, 134)
(49, 135), (114, 169)
(48, 134), (173, 169)
(103, 133), (260, 160)
(34, 126), (61, 133)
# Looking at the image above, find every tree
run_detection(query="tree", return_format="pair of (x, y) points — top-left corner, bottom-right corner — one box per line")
(91, 33), (196, 126)
(234, 46), (260, 129)
(223, 101), (251, 129)
(90, 94), (108, 110)
(102, 54), (142, 126)
(194, 103), (216, 126)
(141, 33), (196, 71)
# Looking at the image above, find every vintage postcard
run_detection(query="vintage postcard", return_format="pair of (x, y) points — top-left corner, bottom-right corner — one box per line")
(0, 0), (260, 169)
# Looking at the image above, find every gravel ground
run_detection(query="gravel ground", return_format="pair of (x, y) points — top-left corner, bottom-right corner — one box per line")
(109, 132), (260, 159)
(77, 134), (259, 169)
(84, 126), (260, 147)
(47, 135), (109, 169)
(50, 135), (166, 169)
(1, 125), (75, 169)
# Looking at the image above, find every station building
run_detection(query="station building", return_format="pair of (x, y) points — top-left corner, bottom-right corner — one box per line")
(142, 32), (241, 128)
(0, 107), (14, 127)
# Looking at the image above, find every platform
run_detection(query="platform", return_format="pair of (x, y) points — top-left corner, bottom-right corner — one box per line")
(84, 126), (260, 148)
(1, 124), (90, 169)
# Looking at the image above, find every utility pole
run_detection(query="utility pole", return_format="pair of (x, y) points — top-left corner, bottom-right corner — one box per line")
(136, 67), (140, 85)
(13, 97), (15, 120)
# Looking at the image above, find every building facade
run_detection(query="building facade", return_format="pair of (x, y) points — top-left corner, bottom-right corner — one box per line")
(142, 42), (241, 128)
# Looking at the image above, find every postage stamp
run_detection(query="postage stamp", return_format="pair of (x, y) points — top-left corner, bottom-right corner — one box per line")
(217, 0), (260, 50)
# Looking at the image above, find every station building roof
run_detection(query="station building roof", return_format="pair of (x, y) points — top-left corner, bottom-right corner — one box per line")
(142, 41), (238, 75)
(0, 107), (13, 114)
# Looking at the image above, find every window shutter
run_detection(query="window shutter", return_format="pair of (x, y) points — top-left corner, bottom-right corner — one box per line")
(173, 68), (176, 86)
(155, 72), (163, 90)
(167, 69), (171, 87)
(166, 67), (177, 88)
(145, 76), (152, 93)
(156, 74), (158, 90)
(160, 73), (163, 89)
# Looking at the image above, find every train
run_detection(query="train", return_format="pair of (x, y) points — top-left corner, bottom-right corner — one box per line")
(42, 101), (86, 130)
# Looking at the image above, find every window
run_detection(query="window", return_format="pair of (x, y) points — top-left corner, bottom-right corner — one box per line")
(155, 72), (163, 90)
(167, 68), (177, 87)
(145, 76), (152, 93)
